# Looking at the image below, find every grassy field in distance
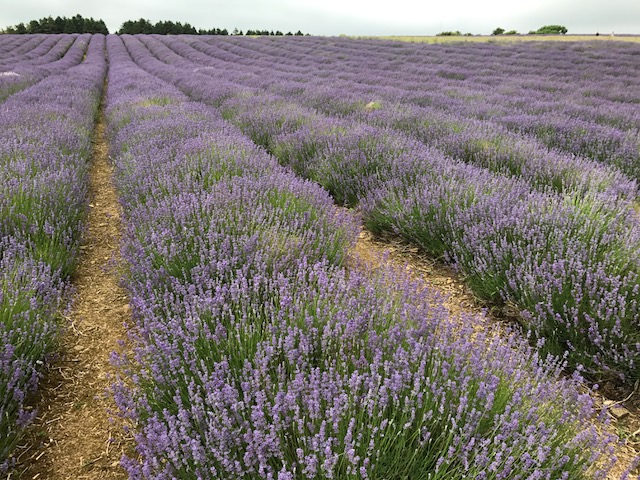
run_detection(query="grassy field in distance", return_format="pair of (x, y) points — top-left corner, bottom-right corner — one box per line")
(352, 34), (640, 43)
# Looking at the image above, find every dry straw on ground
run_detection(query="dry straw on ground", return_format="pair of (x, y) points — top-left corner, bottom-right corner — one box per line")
(13, 110), (134, 480)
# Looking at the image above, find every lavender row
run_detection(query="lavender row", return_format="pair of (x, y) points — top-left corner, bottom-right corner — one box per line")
(149, 35), (638, 201)
(199, 36), (640, 131)
(0, 34), (76, 69)
(0, 35), (57, 65)
(273, 39), (640, 181)
(253, 103), (640, 383)
(105, 34), (615, 479)
(175, 35), (640, 133)
(0, 34), (106, 472)
(166, 36), (640, 183)
(245, 96), (640, 382)
(0, 34), (47, 60)
(0, 34), (89, 104)
(121, 35), (640, 383)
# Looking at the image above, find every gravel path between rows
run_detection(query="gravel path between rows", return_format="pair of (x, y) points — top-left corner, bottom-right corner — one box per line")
(13, 102), (134, 480)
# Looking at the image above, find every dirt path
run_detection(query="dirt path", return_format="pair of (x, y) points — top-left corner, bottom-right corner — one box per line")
(352, 229), (494, 322)
(12, 105), (134, 479)
(352, 227), (640, 480)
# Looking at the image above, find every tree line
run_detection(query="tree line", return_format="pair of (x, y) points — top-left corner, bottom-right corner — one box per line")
(118, 18), (222, 35)
(1, 15), (308, 36)
(492, 25), (568, 35)
(3, 15), (108, 34)
(437, 25), (568, 37)
(119, 20), (306, 35)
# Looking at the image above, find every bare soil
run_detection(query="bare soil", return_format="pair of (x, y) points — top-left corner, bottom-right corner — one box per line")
(11, 108), (135, 479)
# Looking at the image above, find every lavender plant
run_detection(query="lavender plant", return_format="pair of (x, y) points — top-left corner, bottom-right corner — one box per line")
(0, 34), (89, 103)
(116, 263), (612, 479)
(106, 34), (614, 479)
(154, 35), (640, 189)
(122, 34), (640, 382)
(0, 241), (66, 468)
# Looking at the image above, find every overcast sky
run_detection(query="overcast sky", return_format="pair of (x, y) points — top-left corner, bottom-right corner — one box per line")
(2, 0), (639, 35)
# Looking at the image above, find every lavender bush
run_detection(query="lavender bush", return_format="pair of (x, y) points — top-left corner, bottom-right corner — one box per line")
(120, 34), (640, 382)
(0, 240), (66, 467)
(0, 34), (89, 103)
(154, 35), (640, 186)
(106, 34), (614, 479)
(116, 262), (612, 479)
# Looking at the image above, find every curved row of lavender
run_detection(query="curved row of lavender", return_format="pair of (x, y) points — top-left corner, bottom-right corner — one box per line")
(0, 35), (48, 62)
(210, 36), (640, 130)
(163, 35), (640, 184)
(0, 35), (65, 66)
(0, 34), (106, 471)
(237, 37), (640, 156)
(144, 34), (638, 204)
(117, 34), (640, 384)
(205, 36), (640, 130)
(105, 34), (614, 479)
(0, 34), (92, 103)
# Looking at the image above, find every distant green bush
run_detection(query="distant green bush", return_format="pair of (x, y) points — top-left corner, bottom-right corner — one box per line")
(531, 25), (568, 34)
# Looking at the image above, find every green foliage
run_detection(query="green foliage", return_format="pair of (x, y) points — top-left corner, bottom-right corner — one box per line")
(436, 30), (462, 36)
(532, 25), (568, 34)
(492, 27), (505, 35)
(118, 18), (197, 35)
(505, 29), (518, 35)
(3, 14), (108, 34)
(117, 18), (229, 35)
(116, 20), (302, 36)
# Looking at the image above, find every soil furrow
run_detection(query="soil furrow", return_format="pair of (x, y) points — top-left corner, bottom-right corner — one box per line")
(13, 102), (134, 479)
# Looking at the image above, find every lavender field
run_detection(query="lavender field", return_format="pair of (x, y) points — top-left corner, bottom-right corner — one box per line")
(1, 33), (640, 478)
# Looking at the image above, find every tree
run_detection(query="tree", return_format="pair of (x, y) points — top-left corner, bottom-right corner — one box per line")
(95, 19), (109, 34)
(118, 18), (154, 34)
(53, 16), (65, 32)
(63, 18), (76, 33)
(28, 20), (40, 33)
(39, 16), (55, 33)
(2, 14), (110, 34)
(532, 25), (568, 34)
(504, 30), (518, 35)
(71, 14), (85, 33)
(492, 27), (505, 35)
